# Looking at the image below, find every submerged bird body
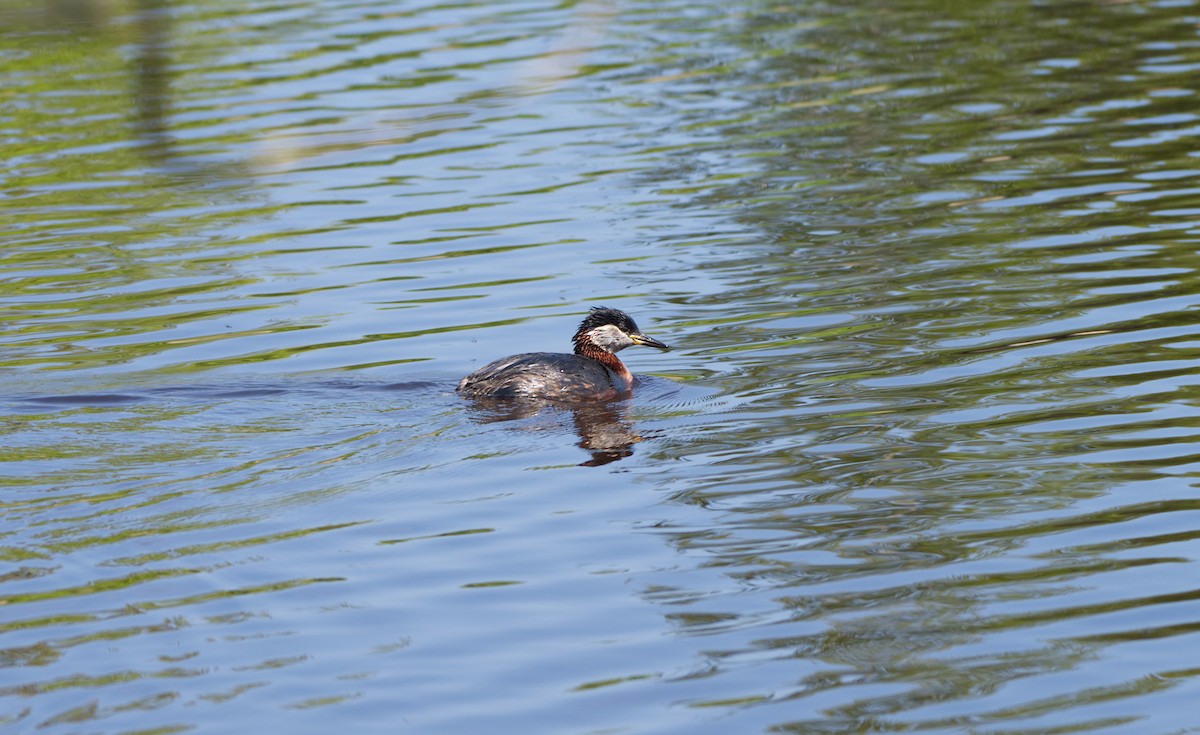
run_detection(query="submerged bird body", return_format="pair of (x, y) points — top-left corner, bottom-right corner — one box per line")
(457, 307), (668, 401)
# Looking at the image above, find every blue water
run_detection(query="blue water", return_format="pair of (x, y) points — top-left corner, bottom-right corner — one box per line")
(6, 0), (1200, 733)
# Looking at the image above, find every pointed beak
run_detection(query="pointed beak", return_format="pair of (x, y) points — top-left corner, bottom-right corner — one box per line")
(631, 333), (669, 350)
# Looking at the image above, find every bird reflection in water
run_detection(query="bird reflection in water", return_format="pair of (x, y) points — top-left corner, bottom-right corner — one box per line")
(463, 396), (646, 467)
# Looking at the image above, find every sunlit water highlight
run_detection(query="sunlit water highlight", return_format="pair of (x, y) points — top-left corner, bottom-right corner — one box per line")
(6, 0), (1200, 732)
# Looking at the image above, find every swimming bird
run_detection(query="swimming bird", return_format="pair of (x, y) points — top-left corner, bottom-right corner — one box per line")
(457, 306), (669, 400)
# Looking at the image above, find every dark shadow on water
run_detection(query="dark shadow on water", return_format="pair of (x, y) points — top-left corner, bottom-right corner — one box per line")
(380, 381), (444, 393)
(18, 393), (148, 406)
(6, 378), (411, 414)
(5, 375), (669, 467)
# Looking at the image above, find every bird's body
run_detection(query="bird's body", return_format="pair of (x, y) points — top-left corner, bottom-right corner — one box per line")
(457, 307), (668, 401)
(457, 351), (630, 400)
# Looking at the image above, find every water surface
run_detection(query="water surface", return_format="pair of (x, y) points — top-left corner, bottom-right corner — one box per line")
(5, 0), (1200, 733)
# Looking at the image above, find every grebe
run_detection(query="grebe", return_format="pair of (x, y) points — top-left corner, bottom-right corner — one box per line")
(457, 306), (669, 400)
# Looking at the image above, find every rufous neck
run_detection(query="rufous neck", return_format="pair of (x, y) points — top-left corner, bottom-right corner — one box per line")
(575, 341), (633, 389)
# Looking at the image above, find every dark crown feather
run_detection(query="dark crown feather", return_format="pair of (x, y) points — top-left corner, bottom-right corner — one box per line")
(573, 306), (638, 344)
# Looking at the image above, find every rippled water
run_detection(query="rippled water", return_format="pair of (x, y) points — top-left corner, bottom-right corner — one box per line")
(6, 0), (1200, 732)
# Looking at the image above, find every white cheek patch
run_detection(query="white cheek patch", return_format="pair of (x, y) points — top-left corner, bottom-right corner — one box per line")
(588, 324), (630, 351)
